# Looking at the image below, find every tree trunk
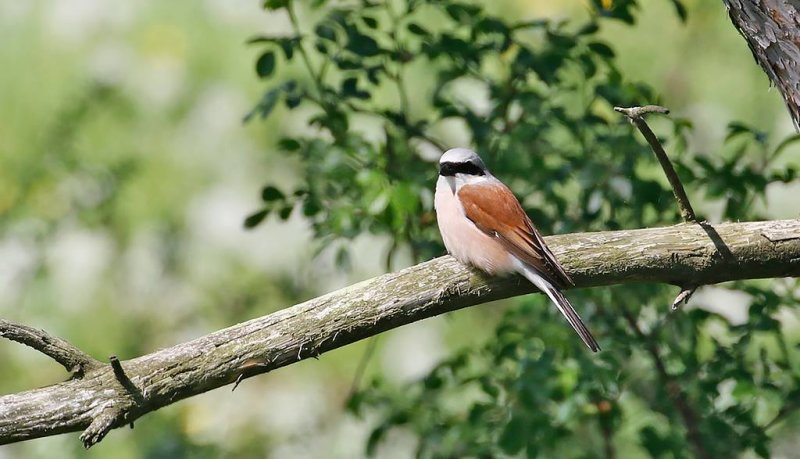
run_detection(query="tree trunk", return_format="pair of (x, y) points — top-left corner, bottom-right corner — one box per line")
(724, 0), (800, 128)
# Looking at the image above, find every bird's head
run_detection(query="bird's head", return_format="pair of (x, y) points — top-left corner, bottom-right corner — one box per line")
(438, 148), (488, 178)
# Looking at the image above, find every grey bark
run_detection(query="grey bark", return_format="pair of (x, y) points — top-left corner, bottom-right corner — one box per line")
(724, 0), (800, 128)
(1, 219), (799, 447)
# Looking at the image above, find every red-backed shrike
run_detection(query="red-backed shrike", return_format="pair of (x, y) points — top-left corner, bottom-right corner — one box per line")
(434, 148), (600, 352)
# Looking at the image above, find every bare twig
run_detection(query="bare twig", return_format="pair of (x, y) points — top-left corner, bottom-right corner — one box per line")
(671, 286), (697, 310)
(79, 406), (120, 448)
(0, 319), (102, 377)
(615, 105), (702, 309)
(597, 400), (616, 459)
(614, 105), (670, 118)
(287, 3), (325, 101)
(614, 105), (698, 223)
(110, 356), (128, 384)
(109, 356), (143, 403)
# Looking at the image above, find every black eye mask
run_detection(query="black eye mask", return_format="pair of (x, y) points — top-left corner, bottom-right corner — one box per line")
(439, 161), (485, 177)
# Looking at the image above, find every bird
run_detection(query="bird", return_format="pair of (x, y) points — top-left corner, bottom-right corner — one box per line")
(434, 148), (600, 352)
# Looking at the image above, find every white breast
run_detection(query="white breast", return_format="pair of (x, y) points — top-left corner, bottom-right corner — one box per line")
(434, 176), (515, 275)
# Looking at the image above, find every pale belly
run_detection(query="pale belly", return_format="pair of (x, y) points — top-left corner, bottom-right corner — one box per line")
(434, 178), (515, 275)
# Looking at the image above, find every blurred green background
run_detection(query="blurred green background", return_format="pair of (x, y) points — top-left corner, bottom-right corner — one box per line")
(0, 0), (798, 458)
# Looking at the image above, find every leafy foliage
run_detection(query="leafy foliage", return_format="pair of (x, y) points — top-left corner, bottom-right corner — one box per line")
(248, 0), (800, 457)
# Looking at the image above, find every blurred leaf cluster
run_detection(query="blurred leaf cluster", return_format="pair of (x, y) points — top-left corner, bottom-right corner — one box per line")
(247, 0), (800, 457)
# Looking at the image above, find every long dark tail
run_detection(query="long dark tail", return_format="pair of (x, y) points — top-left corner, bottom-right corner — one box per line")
(544, 284), (600, 352)
(515, 261), (601, 352)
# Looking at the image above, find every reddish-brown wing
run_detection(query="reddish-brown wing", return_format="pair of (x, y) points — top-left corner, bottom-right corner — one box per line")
(457, 182), (574, 288)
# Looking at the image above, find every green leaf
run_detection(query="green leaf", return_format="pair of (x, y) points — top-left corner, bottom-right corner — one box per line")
(263, 0), (290, 10)
(639, 426), (669, 457)
(278, 138), (301, 151)
(512, 19), (548, 30)
(362, 16), (378, 29)
(243, 91), (277, 122)
(313, 109), (348, 134)
(342, 77), (358, 96)
(588, 41), (615, 58)
(278, 205), (293, 220)
(334, 57), (360, 70)
(499, 415), (527, 454)
(770, 133), (800, 162)
(279, 39), (296, 60)
(243, 84), (284, 122)
(261, 185), (285, 202)
(246, 35), (279, 44)
(315, 23), (337, 41)
(255, 51), (276, 78)
(670, 0), (688, 22)
(366, 424), (388, 457)
(285, 91), (303, 109)
(244, 209), (270, 228)
(407, 23), (429, 36)
(345, 389), (365, 415)
(591, 0), (636, 24)
(347, 31), (380, 56)
(302, 197), (321, 216)
(726, 121), (766, 144)
(315, 40), (329, 55)
(368, 190), (389, 215)
(246, 36), (300, 60)
(341, 77), (370, 99)
(754, 442), (770, 459)
(445, 3), (480, 23)
(577, 21), (599, 35)
(335, 246), (351, 269)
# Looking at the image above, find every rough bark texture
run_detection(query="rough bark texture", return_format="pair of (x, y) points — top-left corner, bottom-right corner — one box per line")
(1, 219), (799, 447)
(724, 0), (800, 128)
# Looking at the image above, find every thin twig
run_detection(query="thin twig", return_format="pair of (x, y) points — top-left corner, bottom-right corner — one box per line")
(109, 356), (141, 400)
(764, 399), (800, 430)
(414, 131), (448, 152)
(287, 3), (326, 101)
(0, 319), (101, 377)
(348, 336), (380, 398)
(615, 105), (701, 309)
(614, 105), (698, 223)
(341, 99), (447, 151)
(599, 410), (616, 459)
(80, 406), (120, 449)
(614, 105), (670, 118)
(385, 1), (411, 116)
(671, 286), (697, 311)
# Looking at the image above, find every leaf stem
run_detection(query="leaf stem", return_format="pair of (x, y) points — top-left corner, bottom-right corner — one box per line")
(287, 3), (326, 102)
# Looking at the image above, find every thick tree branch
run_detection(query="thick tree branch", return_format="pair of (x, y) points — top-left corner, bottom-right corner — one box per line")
(1, 219), (799, 447)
